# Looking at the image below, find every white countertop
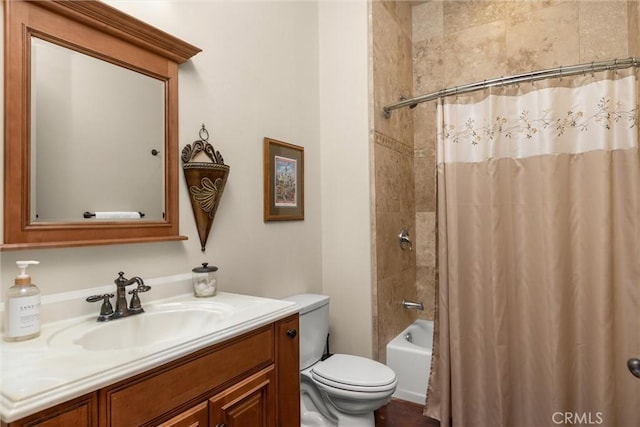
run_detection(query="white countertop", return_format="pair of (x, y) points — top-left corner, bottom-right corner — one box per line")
(0, 290), (298, 423)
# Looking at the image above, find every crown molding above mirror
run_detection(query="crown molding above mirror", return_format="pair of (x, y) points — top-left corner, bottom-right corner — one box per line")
(3, 0), (201, 250)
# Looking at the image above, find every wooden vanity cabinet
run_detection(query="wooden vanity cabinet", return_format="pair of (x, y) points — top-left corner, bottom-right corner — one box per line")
(1, 393), (98, 427)
(3, 315), (299, 427)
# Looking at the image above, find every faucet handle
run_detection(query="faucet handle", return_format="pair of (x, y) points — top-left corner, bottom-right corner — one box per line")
(86, 293), (115, 318)
(127, 280), (150, 313)
(127, 288), (148, 313)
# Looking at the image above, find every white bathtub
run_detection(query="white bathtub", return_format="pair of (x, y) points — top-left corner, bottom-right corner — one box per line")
(385, 319), (434, 405)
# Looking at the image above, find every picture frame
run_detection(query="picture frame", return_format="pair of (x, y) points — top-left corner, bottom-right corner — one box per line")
(263, 137), (304, 221)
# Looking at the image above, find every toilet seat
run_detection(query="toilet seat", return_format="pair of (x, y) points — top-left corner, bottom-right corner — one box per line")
(311, 354), (397, 393)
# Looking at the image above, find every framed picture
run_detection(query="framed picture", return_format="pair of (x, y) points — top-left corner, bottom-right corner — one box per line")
(263, 137), (304, 221)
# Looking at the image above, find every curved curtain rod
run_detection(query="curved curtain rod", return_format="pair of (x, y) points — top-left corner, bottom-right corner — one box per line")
(383, 57), (640, 118)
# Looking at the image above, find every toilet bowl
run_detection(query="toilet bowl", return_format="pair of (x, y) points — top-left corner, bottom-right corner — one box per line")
(284, 294), (397, 427)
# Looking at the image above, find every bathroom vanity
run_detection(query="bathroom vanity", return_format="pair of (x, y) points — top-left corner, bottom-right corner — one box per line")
(0, 292), (301, 427)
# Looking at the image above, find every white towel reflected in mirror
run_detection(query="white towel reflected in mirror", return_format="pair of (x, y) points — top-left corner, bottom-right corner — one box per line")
(94, 211), (142, 219)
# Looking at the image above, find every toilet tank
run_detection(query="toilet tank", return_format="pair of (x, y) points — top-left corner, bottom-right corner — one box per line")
(283, 294), (330, 370)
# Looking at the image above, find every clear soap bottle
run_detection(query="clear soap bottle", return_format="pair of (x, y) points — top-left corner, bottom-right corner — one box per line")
(4, 260), (41, 342)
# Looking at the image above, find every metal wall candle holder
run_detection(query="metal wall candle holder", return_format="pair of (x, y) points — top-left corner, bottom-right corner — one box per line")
(182, 125), (230, 251)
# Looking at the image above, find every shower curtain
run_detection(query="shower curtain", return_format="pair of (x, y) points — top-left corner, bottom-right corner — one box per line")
(426, 70), (640, 426)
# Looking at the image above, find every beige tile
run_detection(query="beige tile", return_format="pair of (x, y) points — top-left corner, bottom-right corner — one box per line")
(506, 2), (579, 74)
(413, 101), (438, 154)
(444, 20), (507, 87)
(414, 36), (445, 95)
(413, 1), (443, 43)
(381, 0), (413, 40)
(375, 211), (416, 280)
(395, 267), (418, 310)
(374, 131), (413, 157)
(416, 211), (436, 268)
(374, 141), (414, 214)
(376, 274), (396, 360)
(629, 1), (640, 56)
(414, 155), (436, 213)
(372, 1), (414, 145)
(443, 0), (509, 34)
(376, 269), (418, 353)
(506, 0), (572, 26)
(377, 346), (386, 364)
(396, 1), (414, 41)
(372, 290), (380, 360)
(416, 266), (437, 321)
(579, 1), (628, 62)
(374, 143), (401, 214)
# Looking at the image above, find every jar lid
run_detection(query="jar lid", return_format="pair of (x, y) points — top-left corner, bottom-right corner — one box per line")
(192, 262), (218, 273)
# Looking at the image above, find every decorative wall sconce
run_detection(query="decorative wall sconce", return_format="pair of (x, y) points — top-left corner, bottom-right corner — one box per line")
(182, 125), (230, 251)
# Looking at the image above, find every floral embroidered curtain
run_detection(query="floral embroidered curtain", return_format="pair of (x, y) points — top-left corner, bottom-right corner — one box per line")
(427, 70), (640, 426)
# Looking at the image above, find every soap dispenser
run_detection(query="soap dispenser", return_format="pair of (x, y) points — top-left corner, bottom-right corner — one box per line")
(4, 260), (41, 342)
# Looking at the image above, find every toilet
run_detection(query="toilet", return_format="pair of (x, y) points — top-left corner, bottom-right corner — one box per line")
(284, 294), (397, 427)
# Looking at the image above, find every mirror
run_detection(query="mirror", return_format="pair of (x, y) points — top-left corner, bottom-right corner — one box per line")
(3, 0), (201, 249)
(31, 37), (165, 222)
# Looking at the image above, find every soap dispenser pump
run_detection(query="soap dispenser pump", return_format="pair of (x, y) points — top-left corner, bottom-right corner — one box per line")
(4, 260), (41, 342)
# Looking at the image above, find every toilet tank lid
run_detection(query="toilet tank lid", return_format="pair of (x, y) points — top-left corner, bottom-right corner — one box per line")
(282, 294), (329, 314)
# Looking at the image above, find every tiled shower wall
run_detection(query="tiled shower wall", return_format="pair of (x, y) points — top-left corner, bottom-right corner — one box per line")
(372, 0), (639, 362)
(371, 0), (417, 362)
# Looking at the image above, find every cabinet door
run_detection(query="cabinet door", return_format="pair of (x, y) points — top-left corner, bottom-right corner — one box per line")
(275, 314), (300, 427)
(157, 402), (208, 427)
(5, 393), (97, 427)
(209, 366), (276, 427)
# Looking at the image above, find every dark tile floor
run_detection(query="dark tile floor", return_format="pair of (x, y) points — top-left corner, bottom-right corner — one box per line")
(375, 398), (440, 427)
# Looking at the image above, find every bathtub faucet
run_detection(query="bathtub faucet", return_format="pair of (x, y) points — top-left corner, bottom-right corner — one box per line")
(401, 299), (424, 311)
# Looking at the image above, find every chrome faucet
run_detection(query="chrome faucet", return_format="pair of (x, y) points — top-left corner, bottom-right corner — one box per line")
(86, 272), (151, 322)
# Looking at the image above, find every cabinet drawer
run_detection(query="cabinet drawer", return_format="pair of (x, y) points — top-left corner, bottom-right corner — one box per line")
(101, 326), (274, 426)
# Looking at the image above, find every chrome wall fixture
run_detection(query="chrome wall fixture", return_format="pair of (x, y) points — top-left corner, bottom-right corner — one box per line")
(399, 228), (412, 251)
(401, 299), (424, 311)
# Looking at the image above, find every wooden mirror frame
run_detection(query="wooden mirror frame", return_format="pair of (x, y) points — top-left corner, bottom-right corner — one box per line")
(3, 0), (201, 250)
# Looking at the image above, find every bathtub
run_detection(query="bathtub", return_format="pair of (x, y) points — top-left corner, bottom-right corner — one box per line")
(386, 319), (434, 405)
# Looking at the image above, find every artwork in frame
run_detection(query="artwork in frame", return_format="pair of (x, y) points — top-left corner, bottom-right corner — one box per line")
(263, 137), (304, 221)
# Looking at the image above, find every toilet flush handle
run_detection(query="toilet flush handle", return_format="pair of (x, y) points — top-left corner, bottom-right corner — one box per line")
(629, 358), (640, 378)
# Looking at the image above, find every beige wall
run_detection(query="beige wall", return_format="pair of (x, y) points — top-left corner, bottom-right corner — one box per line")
(1, 1), (322, 301)
(0, 1), (370, 358)
(319, 0), (373, 359)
